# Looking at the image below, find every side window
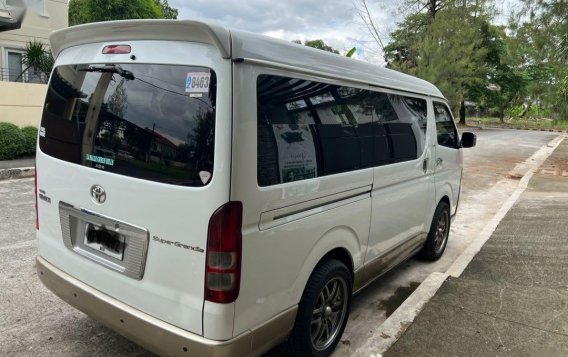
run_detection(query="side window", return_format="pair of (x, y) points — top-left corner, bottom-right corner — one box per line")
(434, 102), (459, 148)
(257, 75), (372, 186)
(374, 93), (427, 163)
(257, 75), (429, 186)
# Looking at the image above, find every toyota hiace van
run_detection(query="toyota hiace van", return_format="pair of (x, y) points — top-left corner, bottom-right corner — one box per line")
(35, 19), (476, 357)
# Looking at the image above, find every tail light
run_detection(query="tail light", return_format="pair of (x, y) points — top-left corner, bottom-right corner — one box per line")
(34, 168), (38, 230)
(205, 202), (243, 304)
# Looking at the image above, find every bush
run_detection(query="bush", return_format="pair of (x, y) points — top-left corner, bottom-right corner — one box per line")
(504, 105), (524, 119)
(526, 105), (551, 119)
(0, 122), (26, 160)
(21, 126), (38, 155)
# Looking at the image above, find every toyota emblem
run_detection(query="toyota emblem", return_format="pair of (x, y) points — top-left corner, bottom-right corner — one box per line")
(90, 185), (106, 204)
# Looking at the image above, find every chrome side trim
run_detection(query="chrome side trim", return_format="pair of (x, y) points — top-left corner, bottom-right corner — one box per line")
(353, 233), (427, 293)
(259, 185), (372, 230)
(36, 257), (297, 357)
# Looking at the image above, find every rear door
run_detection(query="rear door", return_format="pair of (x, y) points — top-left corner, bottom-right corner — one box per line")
(432, 101), (462, 215)
(36, 40), (232, 335)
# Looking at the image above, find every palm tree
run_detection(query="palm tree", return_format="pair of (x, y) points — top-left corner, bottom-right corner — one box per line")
(15, 40), (54, 83)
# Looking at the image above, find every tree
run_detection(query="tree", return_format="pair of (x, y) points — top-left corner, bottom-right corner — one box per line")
(353, 0), (388, 54)
(385, 3), (490, 121)
(18, 40), (54, 83)
(68, 0), (179, 26)
(294, 39), (340, 54)
(418, 6), (488, 118)
(356, 0), (462, 62)
(107, 78), (128, 118)
(384, 13), (431, 71)
(467, 24), (529, 123)
(510, 0), (568, 119)
(157, 0), (178, 19)
(403, 0), (449, 19)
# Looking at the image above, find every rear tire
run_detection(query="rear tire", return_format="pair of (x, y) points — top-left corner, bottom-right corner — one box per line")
(419, 201), (451, 261)
(284, 259), (352, 357)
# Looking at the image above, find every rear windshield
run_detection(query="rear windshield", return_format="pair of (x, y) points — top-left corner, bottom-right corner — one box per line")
(39, 64), (216, 187)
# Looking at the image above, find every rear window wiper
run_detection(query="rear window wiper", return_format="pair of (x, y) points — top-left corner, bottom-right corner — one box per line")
(80, 65), (135, 80)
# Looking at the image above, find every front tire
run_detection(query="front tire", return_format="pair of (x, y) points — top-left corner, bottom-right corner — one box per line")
(419, 201), (451, 261)
(285, 259), (352, 357)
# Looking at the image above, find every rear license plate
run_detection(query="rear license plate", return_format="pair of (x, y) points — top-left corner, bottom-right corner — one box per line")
(84, 223), (125, 260)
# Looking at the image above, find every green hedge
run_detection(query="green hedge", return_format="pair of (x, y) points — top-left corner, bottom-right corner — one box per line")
(0, 123), (26, 160)
(0, 122), (38, 160)
(21, 126), (38, 155)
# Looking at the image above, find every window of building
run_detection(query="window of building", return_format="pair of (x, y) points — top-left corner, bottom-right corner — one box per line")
(6, 50), (24, 82)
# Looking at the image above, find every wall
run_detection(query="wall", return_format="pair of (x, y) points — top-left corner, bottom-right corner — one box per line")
(0, 0), (68, 73)
(0, 0), (67, 127)
(0, 81), (46, 127)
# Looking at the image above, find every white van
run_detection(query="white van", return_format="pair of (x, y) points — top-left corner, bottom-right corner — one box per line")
(35, 20), (476, 357)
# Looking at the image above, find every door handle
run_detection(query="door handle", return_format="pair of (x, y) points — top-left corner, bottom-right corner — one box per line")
(423, 158), (429, 173)
(436, 158), (443, 167)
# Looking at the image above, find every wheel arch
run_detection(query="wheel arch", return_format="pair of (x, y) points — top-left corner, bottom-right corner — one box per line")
(317, 247), (354, 280)
(436, 182), (455, 215)
(292, 227), (360, 304)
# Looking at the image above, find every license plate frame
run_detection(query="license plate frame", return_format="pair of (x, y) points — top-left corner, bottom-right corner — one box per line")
(84, 223), (125, 261)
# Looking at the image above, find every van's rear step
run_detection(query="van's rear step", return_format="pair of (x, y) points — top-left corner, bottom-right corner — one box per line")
(36, 256), (297, 357)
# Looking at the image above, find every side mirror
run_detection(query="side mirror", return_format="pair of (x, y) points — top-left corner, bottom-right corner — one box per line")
(461, 132), (476, 148)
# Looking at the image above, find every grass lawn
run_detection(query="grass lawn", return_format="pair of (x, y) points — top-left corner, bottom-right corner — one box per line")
(463, 116), (568, 131)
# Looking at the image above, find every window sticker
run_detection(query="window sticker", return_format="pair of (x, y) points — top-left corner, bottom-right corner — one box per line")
(39, 126), (46, 137)
(86, 154), (115, 166)
(185, 72), (211, 93)
(272, 124), (317, 183)
(199, 171), (212, 184)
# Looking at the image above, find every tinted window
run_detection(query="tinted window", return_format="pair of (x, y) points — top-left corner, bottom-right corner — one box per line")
(378, 94), (427, 162)
(39, 64), (217, 186)
(433, 102), (459, 148)
(257, 75), (428, 186)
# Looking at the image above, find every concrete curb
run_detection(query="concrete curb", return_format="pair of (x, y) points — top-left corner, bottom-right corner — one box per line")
(0, 166), (35, 181)
(447, 134), (565, 277)
(353, 134), (566, 357)
(354, 272), (449, 356)
(473, 125), (568, 133)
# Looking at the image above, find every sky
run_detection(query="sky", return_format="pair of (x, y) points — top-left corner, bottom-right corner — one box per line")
(168, 0), (403, 65)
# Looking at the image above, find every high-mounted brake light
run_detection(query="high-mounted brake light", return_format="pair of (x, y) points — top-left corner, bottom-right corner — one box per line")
(205, 202), (243, 304)
(102, 45), (131, 54)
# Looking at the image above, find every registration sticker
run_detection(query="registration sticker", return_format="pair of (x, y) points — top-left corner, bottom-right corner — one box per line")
(185, 72), (211, 93)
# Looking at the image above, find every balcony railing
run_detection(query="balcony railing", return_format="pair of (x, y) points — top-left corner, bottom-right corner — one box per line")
(0, 67), (50, 83)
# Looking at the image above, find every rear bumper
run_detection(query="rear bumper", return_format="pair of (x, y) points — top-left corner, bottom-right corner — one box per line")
(36, 256), (297, 357)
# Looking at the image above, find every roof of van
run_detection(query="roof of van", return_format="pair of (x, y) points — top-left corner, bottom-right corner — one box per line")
(50, 19), (445, 99)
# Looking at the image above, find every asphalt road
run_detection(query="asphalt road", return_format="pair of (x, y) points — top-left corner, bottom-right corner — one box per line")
(385, 138), (568, 357)
(0, 128), (560, 356)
